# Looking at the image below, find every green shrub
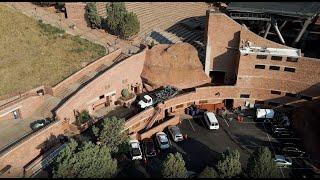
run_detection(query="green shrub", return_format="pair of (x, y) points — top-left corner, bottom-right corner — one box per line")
(76, 110), (90, 125)
(121, 89), (130, 99)
(85, 2), (101, 29)
(199, 166), (218, 178)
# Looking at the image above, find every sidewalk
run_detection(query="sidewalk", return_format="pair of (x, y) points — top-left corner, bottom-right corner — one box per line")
(3, 2), (140, 55)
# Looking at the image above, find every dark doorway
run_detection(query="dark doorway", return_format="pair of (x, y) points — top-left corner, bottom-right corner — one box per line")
(209, 71), (225, 85)
(165, 109), (169, 117)
(224, 99), (234, 109)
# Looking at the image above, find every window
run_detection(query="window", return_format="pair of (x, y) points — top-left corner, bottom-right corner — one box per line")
(255, 100), (264, 104)
(285, 93), (297, 97)
(176, 104), (184, 108)
(99, 95), (105, 99)
(240, 94), (250, 98)
(199, 100), (208, 104)
(271, 90), (281, 95)
(300, 95), (312, 101)
(255, 65), (265, 69)
(257, 55), (267, 59)
(286, 57), (298, 62)
(284, 67), (296, 73)
(269, 66), (280, 70)
(271, 56), (282, 61)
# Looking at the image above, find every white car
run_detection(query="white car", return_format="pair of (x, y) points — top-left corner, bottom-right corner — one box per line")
(155, 132), (170, 150)
(204, 112), (219, 130)
(138, 95), (153, 109)
(168, 125), (183, 142)
(129, 140), (143, 160)
(274, 155), (292, 167)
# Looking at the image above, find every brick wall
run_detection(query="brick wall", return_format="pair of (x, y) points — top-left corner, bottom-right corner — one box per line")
(0, 119), (69, 177)
(52, 49), (122, 96)
(55, 49), (147, 123)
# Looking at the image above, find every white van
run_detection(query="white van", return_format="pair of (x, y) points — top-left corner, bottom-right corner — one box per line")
(204, 112), (219, 130)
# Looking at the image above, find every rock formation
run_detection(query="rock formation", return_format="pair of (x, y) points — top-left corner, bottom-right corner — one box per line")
(141, 43), (210, 91)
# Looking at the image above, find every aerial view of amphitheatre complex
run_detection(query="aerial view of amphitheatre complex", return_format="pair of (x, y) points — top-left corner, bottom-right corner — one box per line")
(0, 2), (320, 178)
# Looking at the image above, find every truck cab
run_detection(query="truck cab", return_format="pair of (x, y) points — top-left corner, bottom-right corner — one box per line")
(138, 95), (153, 109)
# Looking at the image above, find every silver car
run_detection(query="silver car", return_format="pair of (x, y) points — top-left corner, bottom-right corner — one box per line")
(168, 125), (183, 142)
(155, 132), (170, 150)
(274, 155), (292, 167)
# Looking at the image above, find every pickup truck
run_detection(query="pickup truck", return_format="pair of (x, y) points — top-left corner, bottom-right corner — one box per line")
(138, 86), (178, 109)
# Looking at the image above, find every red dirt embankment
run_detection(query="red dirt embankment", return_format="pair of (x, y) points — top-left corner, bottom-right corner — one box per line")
(141, 43), (210, 90)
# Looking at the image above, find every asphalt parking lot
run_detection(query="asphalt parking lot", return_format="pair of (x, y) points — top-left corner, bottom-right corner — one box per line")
(118, 116), (250, 178)
(119, 111), (319, 178)
(224, 113), (318, 178)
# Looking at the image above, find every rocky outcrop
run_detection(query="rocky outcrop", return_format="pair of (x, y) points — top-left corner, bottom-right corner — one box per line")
(141, 43), (210, 90)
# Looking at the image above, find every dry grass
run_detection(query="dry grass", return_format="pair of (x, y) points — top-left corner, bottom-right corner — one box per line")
(0, 5), (106, 97)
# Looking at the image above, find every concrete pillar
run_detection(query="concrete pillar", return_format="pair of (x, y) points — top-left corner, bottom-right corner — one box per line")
(292, 18), (313, 47)
(272, 22), (286, 44)
(263, 22), (272, 38)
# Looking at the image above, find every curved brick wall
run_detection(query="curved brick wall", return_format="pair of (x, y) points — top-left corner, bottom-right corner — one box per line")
(55, 49), (147, 123)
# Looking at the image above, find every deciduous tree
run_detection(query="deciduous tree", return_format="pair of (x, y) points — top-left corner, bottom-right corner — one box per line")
(198, 166), (218, 178)
(85, 2), (101, 29)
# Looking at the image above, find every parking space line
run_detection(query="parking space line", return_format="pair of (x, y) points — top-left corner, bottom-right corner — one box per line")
(223, 118), (230, 127)
(279, 167), (285, 177)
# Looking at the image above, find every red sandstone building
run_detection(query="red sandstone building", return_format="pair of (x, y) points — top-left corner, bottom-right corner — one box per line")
(0, 9), (319, 178)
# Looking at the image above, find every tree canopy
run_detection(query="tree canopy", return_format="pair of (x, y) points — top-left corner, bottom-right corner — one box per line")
(53, 139), (117, 178)
(216, 149), (242, 178)
(92, 116), (129, 154)
(161, 152), (187, 178)
(246, 147), (280, 178)
(105, 2), (140, 39)
(85, 2), (101, 29)
(198, 166), (218, 178)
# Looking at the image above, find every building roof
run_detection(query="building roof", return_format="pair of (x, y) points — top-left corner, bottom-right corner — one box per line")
(227, 2), (320, 19)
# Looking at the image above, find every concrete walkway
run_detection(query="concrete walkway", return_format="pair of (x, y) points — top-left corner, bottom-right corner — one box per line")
(3, 2), (140, 55)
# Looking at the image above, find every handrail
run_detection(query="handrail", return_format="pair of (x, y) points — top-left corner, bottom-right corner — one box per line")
(0, 92), (38, 111)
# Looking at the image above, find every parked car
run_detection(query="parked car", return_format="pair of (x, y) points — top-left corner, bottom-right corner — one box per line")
(204, 112), (219, 130)
(155, 132), (170, 150)
(168, 125), (183, 142)
(30, 118), (51, 131)
(282, 146), (306, 157)
(274, 155), (293, 167)
(141, 138), (157, 158)
(256, 108), (275, 119)
(273, 129), (295, 138)
(129, 140), (143, 160)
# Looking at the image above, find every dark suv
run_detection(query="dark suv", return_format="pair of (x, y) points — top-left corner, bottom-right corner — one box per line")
(30, 118), (52, 131)
(142, 138), (156, 159)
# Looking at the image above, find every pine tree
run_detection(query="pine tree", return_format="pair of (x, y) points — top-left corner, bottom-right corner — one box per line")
(85, 2), (101, 29)
(91, 116), (129, 154)
(246, 147), (280, 178)
(161, 152), (187, 178)
(53, 139), (117, 178)
(216, 149), (242, 178)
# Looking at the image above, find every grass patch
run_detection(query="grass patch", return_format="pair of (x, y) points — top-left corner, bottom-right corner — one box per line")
(38, 20), (65, 37)
(0, 5), (106, 97)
